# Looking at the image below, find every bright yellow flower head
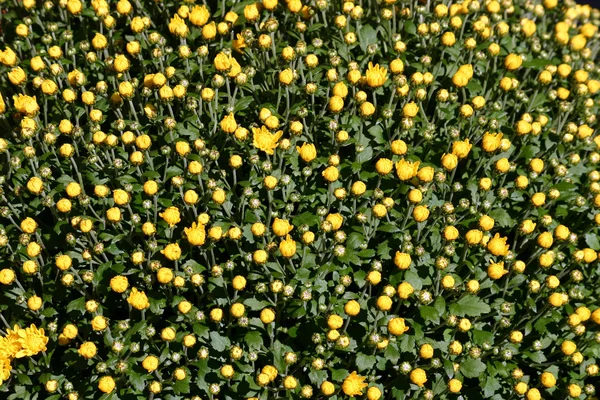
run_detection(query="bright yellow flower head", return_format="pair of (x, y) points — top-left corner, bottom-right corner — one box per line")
(12, 94), (40, 116)
(127, 287), (150, 310)
(184, 222), (206, 246)
(169, 14), (189, 37)
(15, 324), (48, 358)
(395, 159), (420, 181)
(365, 62), (388, 88)
(342, 371), (368, 396)
(252, 126), (283, 155)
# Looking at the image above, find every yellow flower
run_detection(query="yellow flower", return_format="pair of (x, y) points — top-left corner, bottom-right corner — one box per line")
(395, 159), (420, 181)
(159, 206), (181, 227)
(0, 269), (15, 285)
(448, 379), (462, 393)
(252, 126), (283, 155)
(296, 143), (317, 163)
(482, 132), (503, 152)
(127, 287), (150, 310)
(321, 381), (335, 395)
(0, 325), (23, 358)
(488, 262), (508, 280)
(184, 222), (206, 246)
(413, 205), (430, 222)
(169, 14), (189, 37)
(110, 276), (129, 293)
(402, 102), (419, 118)
(16, 324), (48, 357)
(344, 300), (361, 317)
(78, 341), (97, 359)
(214, 52), (232, 71)
(342, 371), (368, 396)
(220, 113), (237, 133)
(397, 282), (414, 299)
(0, 357), (11, 386)
(487, 233), (509, 256)
(375, 158), (394, 175)
(329, 95), (344, 112)
(272, 218), (293, 237)
(367, 386), (382, 400)
(326, 213), (343, 230)
(98, 376), (116, 393)
(365, 62), (388, 88)
(504, 53), (523, 71)
(441, 153), (458, 171)
(322, 166), (339, 182)
(189, 5), (210, 26)
(260, 308), (275, 324)
(394, 252), (412, 270)
(540, 372), (556, 388)
(387, 317), (409, 336)
(279, 68), (294, 85)
(452, 71), (469, 87)
(233, 34), (247, 53)
(410, 368), (427, 387)
(452, 139), (472, 159)
(13, 94), (40, 116)
(161, 243), (182, 261)
(110, 55), (129, 74)
(279, 235), (297, 258)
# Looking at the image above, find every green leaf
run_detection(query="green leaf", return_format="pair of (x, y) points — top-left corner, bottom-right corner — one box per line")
(449, 295), (491, 317)
(234, 96), (255, 113)
(16, 374), (32, 385)
(356, 146), (373, 164)
(518, 145), (541, 159)
(526, 351), (547, 363)
(355, 353), (376, 371)
(244, 331), (263, 351)
(489, 208), (514, 228)
(482, 376), (501, 397)
(359, 25), (378, 51)
(384, 344), (400, 364)
(193, 324), (210, 339)
(243, 298), (271, 311)
(209, 331), (231, 352)
(404, 270), (423, 290)
(293, 212), (320, 227)
(460, 358), (487, 379)
(66, 297), (86, 313)
(331, 368), (348, 381)
(419, 306), (440, 325)
(472, 330), (494, 345)
(403, 20), (416, 35)
(585, 233), (600, 251)
(173, 375), (191, 394)
(522, 58), (553, 69)
(434, 296), (446, 316)
(129, 370), (146, 392)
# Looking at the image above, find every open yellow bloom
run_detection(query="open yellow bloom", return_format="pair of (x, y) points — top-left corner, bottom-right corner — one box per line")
(252, 126), (283, 155)
(127, 288), (150, 310)
(184, 222), (206, 246)
(13, 94), (39, 116)
(169, 14), (189, 37)
(342, 371), (368, 396)
(365, 62), (388, 88)
(16, 324), (48, 358)
(395, 159), (420, 181)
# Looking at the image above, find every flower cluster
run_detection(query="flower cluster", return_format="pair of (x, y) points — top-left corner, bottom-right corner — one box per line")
(0, 324), (48, 386)
(1, 0), (600, 398)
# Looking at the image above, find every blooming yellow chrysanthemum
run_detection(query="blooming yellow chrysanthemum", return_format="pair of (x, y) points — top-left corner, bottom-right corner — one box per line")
(342, 371), (368, 396)
(365, 62), (388, 88)
(15, 324), (48, 358)
(252, 126), (284, 155)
